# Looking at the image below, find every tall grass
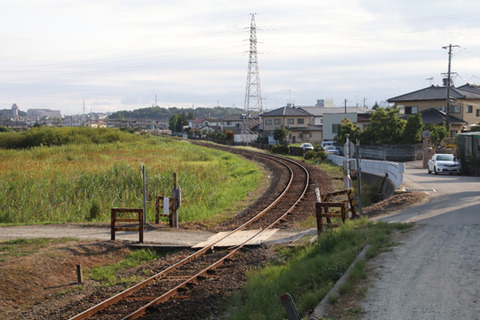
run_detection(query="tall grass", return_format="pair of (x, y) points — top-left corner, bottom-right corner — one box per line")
(0, 135), (263, 224)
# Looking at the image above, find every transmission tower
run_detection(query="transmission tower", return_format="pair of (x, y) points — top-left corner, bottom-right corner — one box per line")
(244, 13), (263, 115)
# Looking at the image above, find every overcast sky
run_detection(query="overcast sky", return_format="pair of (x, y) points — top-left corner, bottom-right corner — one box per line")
(1, 0), (480, 115)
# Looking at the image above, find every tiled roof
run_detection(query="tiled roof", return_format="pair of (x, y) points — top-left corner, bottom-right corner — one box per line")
(300, 106), (370, 116)
(388, 85), (480, 102)
(400, 108), (466, 124)
(456, 83), (480, 95)
(221, 114), (260, 121)
(261, 106), (312, 117)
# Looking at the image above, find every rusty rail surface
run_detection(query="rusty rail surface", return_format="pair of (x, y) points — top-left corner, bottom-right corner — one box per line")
(69, 151), (310, 320)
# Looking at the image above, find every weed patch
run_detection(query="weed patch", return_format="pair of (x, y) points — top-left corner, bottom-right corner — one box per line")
(87, 249), (161, 286)
(225, 219), (414, 319)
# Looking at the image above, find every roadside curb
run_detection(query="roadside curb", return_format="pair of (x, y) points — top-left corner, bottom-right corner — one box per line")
(308, 244), (371, 320)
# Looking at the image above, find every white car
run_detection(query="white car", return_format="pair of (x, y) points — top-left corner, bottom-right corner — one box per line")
(427, 154), (461, 175)
(324, 145), (339, 155)
(300, 143), (314, 151)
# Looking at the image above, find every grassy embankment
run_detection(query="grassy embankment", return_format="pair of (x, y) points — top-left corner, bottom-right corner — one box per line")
(0, 127), (263, 225)
(226, 220), (414, 319)
(222, 157), (410, 319)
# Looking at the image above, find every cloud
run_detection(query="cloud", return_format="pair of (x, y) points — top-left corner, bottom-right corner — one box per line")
(1, 0), (480, 114)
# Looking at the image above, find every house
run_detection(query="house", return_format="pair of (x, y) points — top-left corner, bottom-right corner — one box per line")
(189, 118), (221, 133)
(220, 114), (260, 134)
(400, 108), (467, 128)
(388, 83), (480, 136)
(300, 105), (370, 141)
(259, 106), (322, 144)
(0, 119), (28, 130)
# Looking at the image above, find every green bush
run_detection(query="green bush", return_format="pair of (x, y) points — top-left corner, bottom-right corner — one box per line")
(304, 150), (327, 161)
(271, 144), (289, 154)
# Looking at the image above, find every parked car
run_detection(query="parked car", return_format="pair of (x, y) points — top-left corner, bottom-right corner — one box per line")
(321, 140), (335, 149)
(427, 154), (461, 175)
(324, 145), (339, 155)
(300, 143), (314, 151)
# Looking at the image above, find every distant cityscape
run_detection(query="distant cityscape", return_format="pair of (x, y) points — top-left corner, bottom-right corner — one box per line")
(0, 103), (170, 131)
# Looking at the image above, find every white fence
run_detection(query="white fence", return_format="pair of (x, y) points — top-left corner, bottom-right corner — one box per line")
(327, 155), (405, 189)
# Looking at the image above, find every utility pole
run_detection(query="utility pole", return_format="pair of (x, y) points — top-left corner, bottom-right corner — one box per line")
(442, 44), (459, 133)
(244, 13), (263, 114)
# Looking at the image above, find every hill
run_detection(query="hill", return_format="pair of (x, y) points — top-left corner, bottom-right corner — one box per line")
(0, 109), (27, 119)
(108, 106), (247, 120)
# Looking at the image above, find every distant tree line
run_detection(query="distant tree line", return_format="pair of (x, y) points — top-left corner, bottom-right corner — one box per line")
(109, 106), (246, 121)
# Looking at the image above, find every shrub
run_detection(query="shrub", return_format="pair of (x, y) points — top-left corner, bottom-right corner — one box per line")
(271, 144), (289, 154)
(304, 150), (327, 161)
(88, 201), (101, 221)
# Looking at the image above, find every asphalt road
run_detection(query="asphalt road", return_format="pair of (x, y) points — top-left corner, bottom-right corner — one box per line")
(361, 161), (480, 320)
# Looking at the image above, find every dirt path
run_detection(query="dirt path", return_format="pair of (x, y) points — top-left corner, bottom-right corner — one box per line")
(361, 162), (480, 319)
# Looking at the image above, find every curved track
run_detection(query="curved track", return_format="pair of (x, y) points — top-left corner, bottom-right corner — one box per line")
(69, 150), (310, 320)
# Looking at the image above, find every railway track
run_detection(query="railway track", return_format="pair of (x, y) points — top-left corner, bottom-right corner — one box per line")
(69, 151), (311, 320)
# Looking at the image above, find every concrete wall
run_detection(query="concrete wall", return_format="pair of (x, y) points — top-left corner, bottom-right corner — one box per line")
(357, 144), (420, 162)
(328, 154), (405, 189)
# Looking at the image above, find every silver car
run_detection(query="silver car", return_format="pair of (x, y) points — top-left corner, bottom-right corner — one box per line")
(324, 145), (339, 155)
(300, 143), (314, 151)
(427, 154), (461, 175)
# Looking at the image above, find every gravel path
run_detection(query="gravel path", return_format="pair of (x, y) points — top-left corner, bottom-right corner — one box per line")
(361, 162), (480, 320)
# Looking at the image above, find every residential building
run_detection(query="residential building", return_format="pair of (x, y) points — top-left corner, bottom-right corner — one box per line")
(220, 114), (260, 134)
(388, 83), (480, 136)
(260, 106), (322, 144)
(0, 119), (28, 130)
(400, 108), (467, 129)
(27, 109), (62, 118)
(322, 112), (371, 141)
(300, 105), (370, 141)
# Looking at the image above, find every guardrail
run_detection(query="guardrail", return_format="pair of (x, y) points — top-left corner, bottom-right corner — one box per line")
(327, 155), (405, 189)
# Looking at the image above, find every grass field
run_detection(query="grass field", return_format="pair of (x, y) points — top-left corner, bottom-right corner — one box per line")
(0, 133), (263, 225)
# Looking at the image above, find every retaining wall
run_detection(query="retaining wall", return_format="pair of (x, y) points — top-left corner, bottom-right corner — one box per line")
(328, 155), (405, 189)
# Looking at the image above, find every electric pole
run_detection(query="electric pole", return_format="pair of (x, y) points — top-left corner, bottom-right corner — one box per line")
(442, 44), (459, 133)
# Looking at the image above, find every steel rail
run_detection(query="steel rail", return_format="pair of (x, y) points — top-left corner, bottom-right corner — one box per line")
(123, 154), (310, 320)
(69, 152), (308, 320)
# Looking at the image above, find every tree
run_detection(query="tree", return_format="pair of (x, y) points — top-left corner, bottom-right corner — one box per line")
(361, 107), (405, 144)
(273, 126), (291, 145)
(168, 112), (191, 133)
(336, 118), (361, 144)
(402, 113), (423, 144)
(424, 124), (447, 147)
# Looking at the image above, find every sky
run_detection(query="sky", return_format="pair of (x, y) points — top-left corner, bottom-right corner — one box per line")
(1, 0), (480, 116)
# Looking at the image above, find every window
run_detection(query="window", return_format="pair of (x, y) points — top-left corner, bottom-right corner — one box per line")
(404, 106), (418, 114)
(274, 119), (281, 125)
(439, 106), (446, 112)
(297, 119), (305, 124)
(477, 109), (480, 117)
(467, 105), (473, 113)
(265, 119), (272, 125)
(449, 105), (461, 114)
(287, 119), (294, 125)
(332, 124), (341, 134)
